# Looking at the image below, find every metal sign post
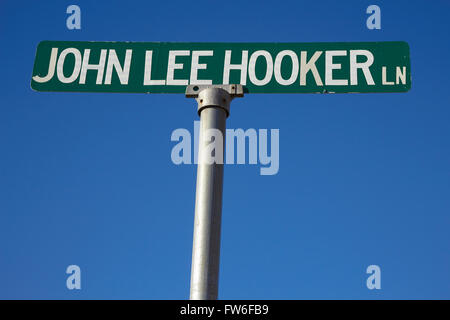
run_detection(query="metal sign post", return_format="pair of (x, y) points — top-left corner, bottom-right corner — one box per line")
(185, 84), (244, 300)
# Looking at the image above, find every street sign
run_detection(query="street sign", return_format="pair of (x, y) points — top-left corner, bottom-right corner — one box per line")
(31, 41), (410, 94)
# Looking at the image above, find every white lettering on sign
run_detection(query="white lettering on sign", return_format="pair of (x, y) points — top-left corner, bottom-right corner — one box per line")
(325, 50), (348, 86)
(382, 66), (407, 85)
(350, 50), (374, 85)
(248, 50), (273, 86)
(167, 50), (190, 86)
(79, 49), (107, 84)
(143, 50), (165, 85)
(33, 48), (59, 83)
(57, 48), (82, 83)
(223, 50), (248, 85)
(190, 51), (213, 85)
(274, 50), (299, 86)
(105, 49), (132, 85)
(396, 66), (406, 85)
(34, 47), (133, 85)
(299, 51), (323, 86)
(382, 66), (394, 85)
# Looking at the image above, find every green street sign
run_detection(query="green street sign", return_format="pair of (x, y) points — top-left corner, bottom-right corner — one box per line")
(31, 41), (410, 94)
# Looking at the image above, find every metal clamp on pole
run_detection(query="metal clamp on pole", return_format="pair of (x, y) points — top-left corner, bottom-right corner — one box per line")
(185, 84), (244, 300)
(186, 84), (244, 117)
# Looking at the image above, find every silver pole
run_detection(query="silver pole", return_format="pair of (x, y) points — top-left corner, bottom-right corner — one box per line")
(185, 85), (243, 300)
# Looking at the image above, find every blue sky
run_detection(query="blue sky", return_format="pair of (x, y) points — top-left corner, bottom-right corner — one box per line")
(1, 0), (449, 299)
